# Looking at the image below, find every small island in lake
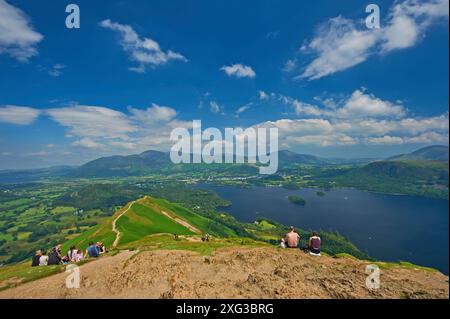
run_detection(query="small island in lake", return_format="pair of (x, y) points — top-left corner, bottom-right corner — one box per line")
(317, 191), (326, 197)
(288, 195), (306, 206)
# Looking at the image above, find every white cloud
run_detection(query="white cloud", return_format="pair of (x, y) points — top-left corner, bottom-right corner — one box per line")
(48, 64), (65, 77)
(298, 0), (449, 80)
(0, 105), (40, 125)
(46, 105), (137, 140)
(29, 151), (49, 157)
(292, 100), (324, 116)
(338, 89), (406, 118)
(381, 13), (419, 52)
(221, 63), (256, 79)
(253, 88), (448, 147)
(299, 16), (378, 80)
(283, 59), (297, 73)
(261, 92), (327, 117)
(254, 111), (448, 148)
(366, 135), (405, 145)
(129, 103), (177, 124)
(255, 119), (356, 147)
(99, 19), (187, 72)
(109, 141), (137, 150)
(210, 101), (222, 114)
(0, 0), (43, 62)
(259, 90), (269, 101)
(73, 138), (102, 149)
(266, 89), (406, 119)
(0, 102), (195, 154)
(235, 102), (253, 115)
(381, 0), (449, 52)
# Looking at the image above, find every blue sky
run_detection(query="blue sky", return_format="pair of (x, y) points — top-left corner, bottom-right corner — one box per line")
(0, 0), (449, 169)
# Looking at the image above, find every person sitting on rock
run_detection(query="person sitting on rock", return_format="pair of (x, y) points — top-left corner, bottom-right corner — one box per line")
(31, 250), (42, 267)
(47, 244), (63, 265)
(86, 242), (100, 258)
(284, 226), (300, 248)
(39, 250), (49, 266)
(308, 231), (321, 256)
(98, 242), (106, 254)
(74, 249), (84, 262)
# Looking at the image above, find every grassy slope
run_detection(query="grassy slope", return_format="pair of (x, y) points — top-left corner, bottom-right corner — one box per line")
(116, 203), (194, 245)
(62, 196), (225, 251)
(152, 198), (238, 237)
(0, 263), (63, 291)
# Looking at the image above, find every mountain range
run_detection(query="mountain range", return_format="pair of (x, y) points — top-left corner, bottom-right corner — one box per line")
(387, 145), (449, 161)
(0, 145), (448, 185)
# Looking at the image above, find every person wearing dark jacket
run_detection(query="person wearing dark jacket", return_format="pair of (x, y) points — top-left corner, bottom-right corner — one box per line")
(31, 250), (42, 267)
(47, 244), (63, 265)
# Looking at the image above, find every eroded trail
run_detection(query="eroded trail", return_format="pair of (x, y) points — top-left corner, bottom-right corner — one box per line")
(112, 201), (135, 248)
(160, 210), (201, 234)
(0, 247), (448, 299)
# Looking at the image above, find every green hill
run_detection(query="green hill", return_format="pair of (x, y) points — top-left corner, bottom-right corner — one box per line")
(387, 145), (449, 162)
(332, 160), (449, 199)
(59, 195), (369, 259)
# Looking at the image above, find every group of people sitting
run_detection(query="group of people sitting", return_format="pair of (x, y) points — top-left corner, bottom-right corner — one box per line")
(281, 227), (321, 255)
(31, 242), (107, 267)
(31, 229), (319, 267)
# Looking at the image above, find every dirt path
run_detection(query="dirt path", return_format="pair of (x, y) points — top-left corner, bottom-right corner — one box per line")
(112, 201), (135, 248)
(160, 210), (201, 234)
(0, 247), (448, 299)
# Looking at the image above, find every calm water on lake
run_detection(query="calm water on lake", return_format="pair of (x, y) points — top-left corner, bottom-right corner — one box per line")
(197, 184), (449, 274)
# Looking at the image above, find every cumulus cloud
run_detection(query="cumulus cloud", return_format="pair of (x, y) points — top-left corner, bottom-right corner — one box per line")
(253, 111), (448, 148)
(129, 104), (177, 124)
(73, 138), (102, 149)
(262, 89), (406, 119)
(0, 0), (43, 62)
(99, 19), (187, 72)
(44, 103), (191, 152)
(298, 0), (449, 80)
(2, 88), (447, 154)
(255, 88), (448, 147)
(221, 63), (256, 79)
(0, 105), (40, 125)
(337, 89), (406, 118)
(46, 105), (137, 140)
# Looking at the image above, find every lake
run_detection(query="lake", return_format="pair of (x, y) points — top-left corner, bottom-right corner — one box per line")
(197, 184), (449, 274)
